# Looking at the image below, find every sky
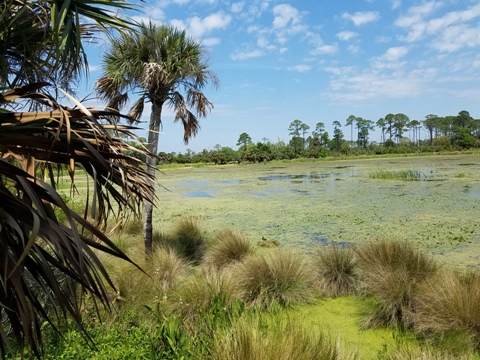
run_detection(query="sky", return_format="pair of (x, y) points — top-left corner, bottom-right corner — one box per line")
(81, 0), (480, 153)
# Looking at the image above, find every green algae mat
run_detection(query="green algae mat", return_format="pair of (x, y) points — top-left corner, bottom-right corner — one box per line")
(156, 154), (480, 269)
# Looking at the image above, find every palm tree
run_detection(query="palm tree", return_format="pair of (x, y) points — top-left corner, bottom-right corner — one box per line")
(0, 0), (155, 357)
(96, 22), (218, 255)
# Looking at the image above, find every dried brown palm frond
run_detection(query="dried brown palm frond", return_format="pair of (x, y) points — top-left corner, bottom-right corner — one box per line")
(0, 82), (155, 358)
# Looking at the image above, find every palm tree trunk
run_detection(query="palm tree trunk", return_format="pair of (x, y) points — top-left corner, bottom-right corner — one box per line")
(144, 100), (163, 256)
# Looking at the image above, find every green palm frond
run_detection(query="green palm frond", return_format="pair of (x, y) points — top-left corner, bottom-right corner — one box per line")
(0, 0), (137, 88)
(0, 83), (155, 357)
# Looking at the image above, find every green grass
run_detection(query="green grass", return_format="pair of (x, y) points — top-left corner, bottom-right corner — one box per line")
(369, 169), (424, 180)
(209, 315), (349, 360)
(311, 244), (358, 297)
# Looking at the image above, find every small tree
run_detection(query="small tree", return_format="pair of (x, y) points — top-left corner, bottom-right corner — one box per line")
(237, 132), (253, 149)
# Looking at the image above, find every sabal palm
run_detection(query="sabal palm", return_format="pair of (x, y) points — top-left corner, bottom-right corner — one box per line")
(96, 22), (218, 254)
(0, 0), (155, 357)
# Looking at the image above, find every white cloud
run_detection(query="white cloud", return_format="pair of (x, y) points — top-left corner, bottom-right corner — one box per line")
(391, 0), (401, 10)
(171, 11), (231, 39)
(326, 67), (433, 102)
(336, 31), (357, 41)
(342, 11), (380, 26)
(288, 64), (312, 73)
(382, 46), (409, 61)
(311, 44), (338, 55)
(231, 2), (244, 13)
(202, 37), (221, 46)
(395, 2), (480, 48)
(231, 49), (265, 60)
(272, 4), (301, 29)
(347, 45), (361, 54)
(431, 24), (480, 52)
(88, 64), (101, 72)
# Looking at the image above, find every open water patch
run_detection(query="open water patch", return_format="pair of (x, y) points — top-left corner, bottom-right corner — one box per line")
(185, 191), (214, 198)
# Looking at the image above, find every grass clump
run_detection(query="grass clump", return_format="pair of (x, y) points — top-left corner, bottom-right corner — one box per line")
(163, 268), (239, 328)
(203, 229), (255, 269)
(311, 244), (358, 297)
(412, 269), (480, 347)
(172, 217), (206, 262)
(235, 251), (313, 309)
(150, 247), (191, 293)
(210, 316), (345, 360)
(355, 238), (439, 328)
(369, 169), (423, 180)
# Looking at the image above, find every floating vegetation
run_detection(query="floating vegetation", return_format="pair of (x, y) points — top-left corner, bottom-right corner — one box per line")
(369, 169), (424, 181)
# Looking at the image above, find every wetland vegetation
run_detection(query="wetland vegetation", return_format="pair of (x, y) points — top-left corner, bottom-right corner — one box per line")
(8, 153), (479, 359)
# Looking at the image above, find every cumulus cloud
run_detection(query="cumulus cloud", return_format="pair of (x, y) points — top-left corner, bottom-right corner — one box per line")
(342, 11), (380, 26)
(382, 46), (409, 61)
(336, 31), (357, 41)
(170, 11), (232, 39)
(395, 1), (480, 49)
(272, 4), (301, 28)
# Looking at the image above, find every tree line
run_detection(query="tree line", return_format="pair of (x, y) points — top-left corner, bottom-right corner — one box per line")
(159, 110), (480, 164)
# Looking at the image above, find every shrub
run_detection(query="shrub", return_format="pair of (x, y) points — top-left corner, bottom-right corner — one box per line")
(203, 229), (255, 269)
(172, 217), (206, 262)
(234, 251), (313, 309)
(355, 238), (439, 328)
(311, 244), (358, 297)
(412, 269), (480, 346)
(210, 316), (345, 360)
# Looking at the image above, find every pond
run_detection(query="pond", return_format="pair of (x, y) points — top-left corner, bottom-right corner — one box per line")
(155, 154), (480, 268)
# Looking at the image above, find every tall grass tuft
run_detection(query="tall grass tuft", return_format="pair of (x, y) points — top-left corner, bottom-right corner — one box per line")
(203, 229), (255, 269)
(163, 267), (239, 328)
(172, 217), (206, 262)
(210, 315), (347, 360)
(234, 251), (313, 309)
(369, 169), (423, 181)
(311, 244), (358, 297)
(150, 247), (191, 293)
(383, 348), (476, 360)
(355, 238), (439, 328)
(412, 269), (480, 346)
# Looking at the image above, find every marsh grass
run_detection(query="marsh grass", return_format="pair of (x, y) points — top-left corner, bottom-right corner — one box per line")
(172, 217), (206, 262)
(383, 348), (476, 360)
(210, 315), (348, 360)
(369, 169), (424, 180)
(311, 244), (358, 297)
(150, 247), (191, 293)
(163, 268), (239, 329)
(203, 229), (256, 269)
(412, 269), (480, 347)
(355, 238), (439, 328)
(235, 251), (313, 309)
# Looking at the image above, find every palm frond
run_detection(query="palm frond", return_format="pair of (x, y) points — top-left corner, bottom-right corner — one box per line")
(0, 83), (155, 357)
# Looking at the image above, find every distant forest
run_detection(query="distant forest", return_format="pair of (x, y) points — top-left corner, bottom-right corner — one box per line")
(129, 110), (480, 164)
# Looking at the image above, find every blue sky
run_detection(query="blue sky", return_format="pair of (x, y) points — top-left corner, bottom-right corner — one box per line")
(82, 0), (480, 153)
